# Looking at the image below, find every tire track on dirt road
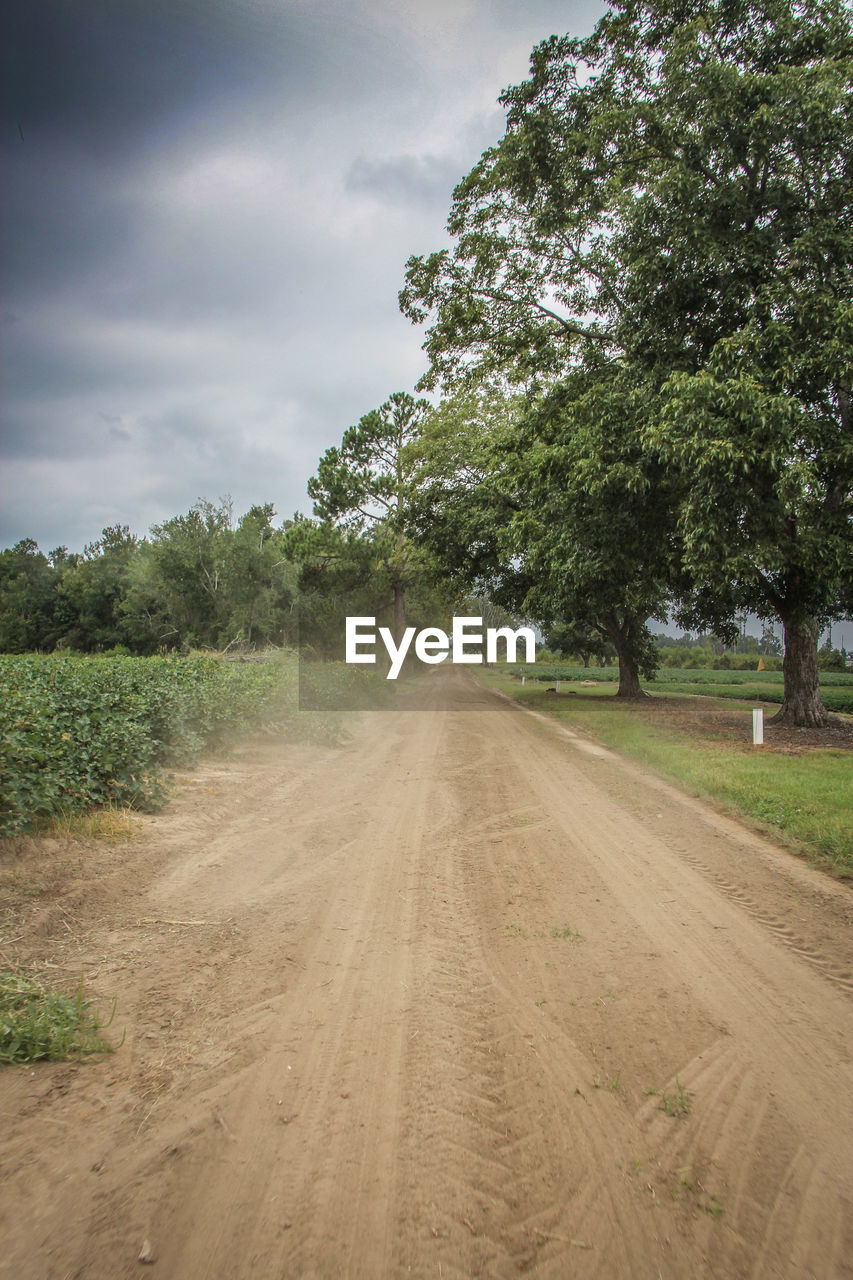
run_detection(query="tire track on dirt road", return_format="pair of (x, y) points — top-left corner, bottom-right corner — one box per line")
(1, 669), (851, 1279)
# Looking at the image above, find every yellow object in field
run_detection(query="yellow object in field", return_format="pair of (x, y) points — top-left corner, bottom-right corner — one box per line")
(757, 656), (765, 671)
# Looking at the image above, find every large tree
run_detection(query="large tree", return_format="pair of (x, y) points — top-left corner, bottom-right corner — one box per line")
(407, 377), (673, 697)
(0, 540), (62, 652)
(307, 392), (431, 643)
(507, 369), (674, 697)
(401, 0), (853, 725)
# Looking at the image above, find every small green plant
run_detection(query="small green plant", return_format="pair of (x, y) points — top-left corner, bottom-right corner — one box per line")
(0, 971), (120, 1064)
(702, 1195), (724, 1219)
(660, 1077), (692, 1117)
(551, 923), (584, 942)
(505, 922), (528, 938)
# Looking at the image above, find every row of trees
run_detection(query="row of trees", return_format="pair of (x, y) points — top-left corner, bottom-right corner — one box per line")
(0, 505), (296, 655)
(387, 0), (852, 727)
(0, 460), (456, 661)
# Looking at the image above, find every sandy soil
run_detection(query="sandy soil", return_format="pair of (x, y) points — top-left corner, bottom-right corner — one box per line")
(2, 670), (852, 1279)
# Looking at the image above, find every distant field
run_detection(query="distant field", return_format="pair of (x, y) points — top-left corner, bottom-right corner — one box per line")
(512, 664), (853, 715)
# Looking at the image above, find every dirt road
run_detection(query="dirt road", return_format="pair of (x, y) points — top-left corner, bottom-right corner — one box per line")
(2, 671), (853, 1278)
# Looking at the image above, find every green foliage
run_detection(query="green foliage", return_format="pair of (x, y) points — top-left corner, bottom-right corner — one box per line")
(505, 370), (675, 693)
(308, 392), (430, 535)
(0, 971), (118, 1064)
(0, 540), (65, 652)
(1, 503), (299, 658)
(297, 660), (394, 711)
(661, 1079), (692, 1119)
(400, 0), (853, 725)
(0, 653), (298, 836)
(305, 392), (442, 644)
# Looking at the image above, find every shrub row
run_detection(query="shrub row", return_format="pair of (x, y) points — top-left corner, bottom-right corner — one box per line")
(0, 653), (297, 836)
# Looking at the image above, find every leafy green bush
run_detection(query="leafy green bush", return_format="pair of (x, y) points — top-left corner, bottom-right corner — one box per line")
(0, 653), (298, 835)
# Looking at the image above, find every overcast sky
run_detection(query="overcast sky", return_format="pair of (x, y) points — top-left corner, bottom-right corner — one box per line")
(1, 0), (609, 555)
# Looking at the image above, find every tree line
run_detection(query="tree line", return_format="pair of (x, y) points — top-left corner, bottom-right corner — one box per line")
(0, 490), (455, 661)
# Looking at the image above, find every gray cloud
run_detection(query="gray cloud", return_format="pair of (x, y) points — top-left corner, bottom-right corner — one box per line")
(345, 153), (463, 209)
(0, 0), (606, 552)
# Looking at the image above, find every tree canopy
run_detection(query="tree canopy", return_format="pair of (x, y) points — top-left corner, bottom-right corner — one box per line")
(307, 392), (433, 642)
(400, 0), (853, 723)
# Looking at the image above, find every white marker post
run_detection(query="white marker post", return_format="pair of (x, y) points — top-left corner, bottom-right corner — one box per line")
(752, 708), (764, 746)
(521, 676), (526, 685)
(556, 680), (561, 692)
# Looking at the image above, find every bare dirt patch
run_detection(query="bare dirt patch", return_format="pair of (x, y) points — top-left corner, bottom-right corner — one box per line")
(1, 671), (852, 1278)
(567, 687), (853, 753)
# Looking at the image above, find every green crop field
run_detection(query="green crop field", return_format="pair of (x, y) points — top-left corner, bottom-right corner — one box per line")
(0, 652), (299, 837)
(512, 664), (853, 715)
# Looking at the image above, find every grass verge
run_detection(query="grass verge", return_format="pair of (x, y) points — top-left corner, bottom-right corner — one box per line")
(480, 671), (853, 878)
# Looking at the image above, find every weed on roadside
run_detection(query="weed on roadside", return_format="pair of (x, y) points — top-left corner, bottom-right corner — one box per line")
(660, 1077), (692, 1117)
(702, 1194), (725, 1218)
(0, 971), (121, 1064)
(551, 923), (584, 942)
(41, 803), (142, 842)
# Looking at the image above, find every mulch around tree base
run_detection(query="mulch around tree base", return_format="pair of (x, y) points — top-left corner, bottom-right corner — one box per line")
(637, 693), (853, 754)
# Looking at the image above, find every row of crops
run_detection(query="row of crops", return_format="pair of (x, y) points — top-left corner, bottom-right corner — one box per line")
(513, 665), (853, 715)
(0, 653), (300, 836)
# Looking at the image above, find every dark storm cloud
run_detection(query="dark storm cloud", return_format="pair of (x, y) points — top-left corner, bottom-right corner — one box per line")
(3, 0), (414, 154)
(1, 0), (420, 301)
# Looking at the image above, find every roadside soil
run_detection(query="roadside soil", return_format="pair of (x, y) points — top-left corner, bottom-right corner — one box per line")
(1, 669), (852, 1279)
(534, 682), (853, 753)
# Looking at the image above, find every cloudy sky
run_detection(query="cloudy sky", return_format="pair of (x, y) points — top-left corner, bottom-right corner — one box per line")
(1, 0), (607, 554)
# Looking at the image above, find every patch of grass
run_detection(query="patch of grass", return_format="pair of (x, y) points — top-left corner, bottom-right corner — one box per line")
(551, 922), (584, 942)
(480, 671), (853, 876)
(660, 1077), (692, 1117)
(510, 662), (853, 714)
(40, 802), (142, 842)
(0, 971), (120, 1064)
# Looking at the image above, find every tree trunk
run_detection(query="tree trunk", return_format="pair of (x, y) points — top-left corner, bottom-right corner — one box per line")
(614, 650), (645, 698)
(393, 579), (406, 647)
(771, 616), (828, 727)
(601, 616), (648, 699)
